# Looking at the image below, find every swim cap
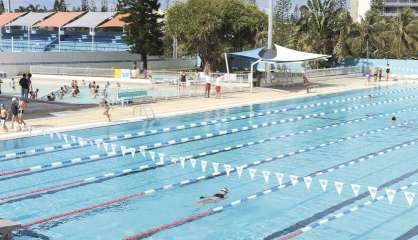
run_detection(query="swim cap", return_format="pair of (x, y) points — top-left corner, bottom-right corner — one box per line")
(220, 188), (229, 193)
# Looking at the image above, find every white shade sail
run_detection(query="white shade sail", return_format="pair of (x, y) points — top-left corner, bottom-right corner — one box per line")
(8, 12), (53, 27)
(264, 44), (330, 63)
(64, 12), (115, 28)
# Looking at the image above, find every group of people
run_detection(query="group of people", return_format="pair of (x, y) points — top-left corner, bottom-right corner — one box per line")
(0, 97), (27, 132)
(365, 64), (391, 82)
(202, 71), (222, 98)
(19, 73), (38, 101)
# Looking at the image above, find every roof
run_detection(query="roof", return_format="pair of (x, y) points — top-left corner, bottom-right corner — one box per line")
(98, 13), (129, 28)
(64, 12), (116, 28)
(0, 12), (26, 27)
(230, 44), (330, 63)
(8, 12), (53, 27)
(34, 12), (85, 28)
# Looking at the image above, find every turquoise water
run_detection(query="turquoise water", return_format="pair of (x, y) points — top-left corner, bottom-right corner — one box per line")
(1, 84), (418, 240)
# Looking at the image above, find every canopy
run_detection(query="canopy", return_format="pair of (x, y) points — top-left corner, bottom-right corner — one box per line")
(8, 12), (53, 27)
(99, 13), (129, 28)
(34, 12), (85, 28)
(64, 12), (115, 28)
(0, 12), (26, 27)
(229, 44), (330, 63)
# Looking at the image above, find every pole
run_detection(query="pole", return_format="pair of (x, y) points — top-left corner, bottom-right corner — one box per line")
(268, 0), (273, 50)
(7, 0), (11, 12)
(28, 27), (30, 52)
(11, 36), (13, 52)
(366, 39), (369, 63)
(224, 53), (230, 83)
(267, 0), (274, 82)
(91, 28), (95, 51)
(58, 27), (61, 52)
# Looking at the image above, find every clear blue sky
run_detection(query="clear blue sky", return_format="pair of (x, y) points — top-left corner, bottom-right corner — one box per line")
(7, 0), (307, 11)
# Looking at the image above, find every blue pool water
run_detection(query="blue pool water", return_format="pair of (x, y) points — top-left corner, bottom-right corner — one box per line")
(2, 83), (418, 240)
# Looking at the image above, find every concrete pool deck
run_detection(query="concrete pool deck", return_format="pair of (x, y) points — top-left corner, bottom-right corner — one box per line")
(0, 77), (409, 140)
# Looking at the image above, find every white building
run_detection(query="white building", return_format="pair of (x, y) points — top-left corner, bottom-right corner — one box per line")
(350, 0), (372, 23)
(350, 0), (418, 22)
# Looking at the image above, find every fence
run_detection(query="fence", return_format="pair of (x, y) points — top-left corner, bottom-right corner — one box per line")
(30, 65), (115, 78)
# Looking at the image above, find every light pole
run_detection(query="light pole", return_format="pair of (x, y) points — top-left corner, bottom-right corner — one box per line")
(268, 0), (273, 50)
(7, 0), (11, 12)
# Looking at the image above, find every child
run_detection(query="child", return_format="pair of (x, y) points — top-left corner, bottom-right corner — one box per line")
(103, 100), (111, 122)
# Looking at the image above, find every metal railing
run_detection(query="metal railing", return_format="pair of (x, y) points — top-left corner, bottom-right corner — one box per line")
(30, 65), (115, 78)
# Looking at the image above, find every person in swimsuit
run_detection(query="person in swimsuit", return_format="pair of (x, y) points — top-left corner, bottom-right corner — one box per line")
(303, 74), (311, 93)
(197, 188), (229, 205)
(386, 64), (391, 81)
(0, 104), (9, 132)
(10, 98), (19, 130)
(102, 100), (111, 122)
(17, 98), (26, 129)
(391, 116), (397, 122)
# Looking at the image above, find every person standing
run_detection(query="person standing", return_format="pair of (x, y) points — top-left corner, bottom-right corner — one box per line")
(386, 64), (391, 81)
(10, 97), (19, 130)
(0, 104), (8, 132)
(19, 74), (30, 102)
(215, 76), (222, 98)
(204, 70), (211, 98)
(378, 68), (383, 81)
(17, 98), (26, 129)
(102, 100), (111, 122)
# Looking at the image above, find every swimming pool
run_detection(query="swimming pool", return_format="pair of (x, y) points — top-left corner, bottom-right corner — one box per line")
(1, 83), (418, 240)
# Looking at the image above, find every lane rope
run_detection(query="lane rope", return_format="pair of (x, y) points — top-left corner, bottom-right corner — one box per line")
(20, 130), (418, 231)
(1, 86), (416, 162)
(121, 137), (418, 239)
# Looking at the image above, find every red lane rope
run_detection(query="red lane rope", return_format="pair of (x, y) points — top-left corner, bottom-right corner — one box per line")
(277, 230), (303, 240)
(0, 180), (85, 201)
(22, 191), (146, 228)
(123, 210), (215, 240)
(0, 168), (31, 177)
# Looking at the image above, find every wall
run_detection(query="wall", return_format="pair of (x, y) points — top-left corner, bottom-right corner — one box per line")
(344, 58), (418, 77)
(0, 51), (198, 76)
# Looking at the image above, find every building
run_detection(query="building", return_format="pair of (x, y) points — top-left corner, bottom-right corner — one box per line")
(350, 0), (418, 22)
(350, 0), (372, 22)
(383, 0), (418, 16)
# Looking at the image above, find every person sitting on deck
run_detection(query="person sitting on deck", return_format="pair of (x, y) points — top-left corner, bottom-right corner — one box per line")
(197, 188), (229, 205)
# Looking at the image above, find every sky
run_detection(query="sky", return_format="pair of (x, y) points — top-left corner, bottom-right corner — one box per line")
(6, 0), (307, 11)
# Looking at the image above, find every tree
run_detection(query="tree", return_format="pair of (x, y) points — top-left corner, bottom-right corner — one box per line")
(16, 4), (47, 12)
(53, 0), (67, 11)
(293, 0), (351, 66)
(391, 8), (418, 58)
(101, 0), (109, 12)
(166, 0), (267, 71)
(89, 0), (97, 11)
(371, 0), (384, 13)
(81, 0), (89, 11)
(118, 0), (164, 71)
(274, 0), (292, 23)
(0, 0), (5, 13)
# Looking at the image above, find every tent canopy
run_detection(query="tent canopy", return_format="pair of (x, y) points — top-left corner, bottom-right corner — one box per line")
(34, 12), (85, 28)
(8, 12), (53, 27)
(229, 44), (330, 63)
(0, 12), (26, 27)
(64, 12), (115, 28)
(99, 13), (129, 28)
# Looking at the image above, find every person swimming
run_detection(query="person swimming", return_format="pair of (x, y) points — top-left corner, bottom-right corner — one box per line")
(197, 188), (229, 205)
(391, 116), (397, 121)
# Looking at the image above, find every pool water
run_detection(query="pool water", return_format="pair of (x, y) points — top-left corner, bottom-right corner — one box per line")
(1, 84), (418, 240)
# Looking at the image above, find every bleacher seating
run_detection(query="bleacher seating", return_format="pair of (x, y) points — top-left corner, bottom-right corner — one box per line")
(0, 30), (129, 52)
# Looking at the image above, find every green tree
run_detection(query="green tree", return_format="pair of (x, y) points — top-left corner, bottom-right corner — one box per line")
(89, 0), (97, 11)
(118, 0), (164, 70)
(391, 8), (418, 58)
(16, 4), (47, 12)
(294, 0), (350, 66)
(81, 0), (89, 11)
(101, 0), (109, 12)
(53, 0), (67, 11)
(0, 0), (5, 13)
(166, 0), (267, 71)
(275, 0), (292, 23)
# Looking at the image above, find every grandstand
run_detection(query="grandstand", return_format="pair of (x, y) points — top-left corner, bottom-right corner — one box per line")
(0, 11), (129, 52)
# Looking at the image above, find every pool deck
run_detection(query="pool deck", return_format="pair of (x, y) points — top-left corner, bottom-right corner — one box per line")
(0, 77), (406, 140)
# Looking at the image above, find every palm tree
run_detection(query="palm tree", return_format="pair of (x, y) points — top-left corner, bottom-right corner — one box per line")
(391, 8), (418, 58)
(294, 0), (350, 66)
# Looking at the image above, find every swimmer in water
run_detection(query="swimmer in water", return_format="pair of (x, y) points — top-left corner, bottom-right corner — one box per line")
(391, 116), (396, 121)
(197, 188), (229, 205)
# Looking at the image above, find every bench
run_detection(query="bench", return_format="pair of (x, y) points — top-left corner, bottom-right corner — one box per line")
(0, 219), (20, 240)
(118, 90), (149, 105)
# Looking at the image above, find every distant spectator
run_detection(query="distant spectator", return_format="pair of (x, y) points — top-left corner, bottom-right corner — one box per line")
(204, 70), (211, 98)
(27, 73), (33, 92)
(303, 74), (311, 94)
(378, 68), (383, 81)
(373, 67), (378, 82)
(215, 76), (222, 98)
(10, 78), (16, 90)
(19, 74), (30, 102)
(102, 100), (111, 122)
(386, 64), (391, 81)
